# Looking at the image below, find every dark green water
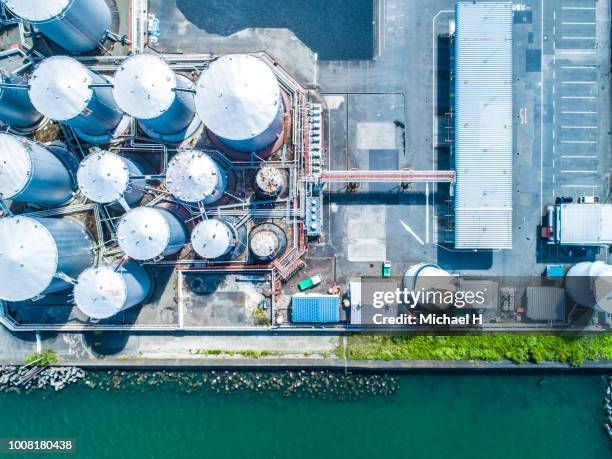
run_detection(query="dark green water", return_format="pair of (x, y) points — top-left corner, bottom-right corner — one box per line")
(0, 372), (609, 459)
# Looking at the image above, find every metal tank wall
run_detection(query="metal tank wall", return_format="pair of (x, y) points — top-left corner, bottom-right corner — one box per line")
(248, 223), (287, 262)
(195, 54), (285, 154)
(165, 150), (227, 204)
(566, 261), (612, 314)
(28, 56), (124, 143)
(0, 215), (94, 301)
(402, 263), (455, 310)
(2, 0), (111, 53)
(0, 133), (74, 205)
(74, 261), (153, 319)
(191, 218), (234, 260)
(117, 207), (188, 260)
(112, 54), (198, 138)
(0, 72), (42, 128)
(77, 150), (146, 206)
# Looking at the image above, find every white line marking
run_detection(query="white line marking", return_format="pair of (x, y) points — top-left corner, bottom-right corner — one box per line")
(560, 140), (597, 144)
(561, 184), (597, 188)
(561, 65), (597, 69)
(425, 182), (429, 244)
(561, 22), (596, 25)
(560, 125), (597, 129)
(400, 220), (424, 246)
(560, 81), (597, 84)
(561, 36), (596, 40)
(561, 155), (597, 158)
(560, 170), (598, 173)
(561, 6), (596, 10)
(561, 111), (596, 114)
(561, 96), (596, 99)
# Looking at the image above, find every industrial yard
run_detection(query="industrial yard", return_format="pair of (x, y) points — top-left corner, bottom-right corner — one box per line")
(0, 0), (610, 361)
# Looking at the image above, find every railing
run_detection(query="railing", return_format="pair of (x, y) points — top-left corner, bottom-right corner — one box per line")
(319, 170), (455, 183)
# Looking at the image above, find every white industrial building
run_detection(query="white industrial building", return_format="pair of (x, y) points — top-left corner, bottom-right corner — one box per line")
(555, 203), (612, 246)
(454, 1), (513, 249)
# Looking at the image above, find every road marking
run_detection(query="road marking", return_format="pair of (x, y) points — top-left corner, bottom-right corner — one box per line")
(560, 125), (597, 129)
(560, 140), (597, 143)
(561, 36), (596, 40)
(425, 182), (429, 244)
(561, 184), (598, 188)
(561, 155), (597, 158)
(560, 81), (597, 84)
(561, 96), (596, 99)
(561, 111), (596, 114)
(561, 65), (597, 69)
(560, 170), (598, 173)
(561, 6), (596, 10)
(520, 107), (528, 124)
(561, 22), (596, 25)
(400, 220), (424, 245)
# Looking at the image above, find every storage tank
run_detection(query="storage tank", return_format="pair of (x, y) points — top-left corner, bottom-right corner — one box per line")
(77, 149), (146, 206)
(0, 72), (43, 129)
(566, 261), (612, 314)
(0, 215), (94, 301)
(0, 133), (74, 206)
(402, 263), (455, 310)
(117, 207), (187, 260)
(249, 223), (287, 262)
(74, 261), (153, 320)
(255, 165), (286, 198)
(113, 53), (199, 142)
(29, 56), (124, 144)
(1, 0), (111, 53)
(195, 54), (285, 155)
(165, 150), (226, 204)
(191, 218), (236, 260)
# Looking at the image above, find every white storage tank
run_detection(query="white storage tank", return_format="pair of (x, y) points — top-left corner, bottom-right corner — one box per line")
(195, 54), (285, 156)
(249, 223), (287, 262)
(77, 149), (146, 206)
(29, 56), (125, 144)
(117, 207), (187, 261)
(565, 261), (612, 314)
(1, 0), (111, 53)
(74, 261), (153, 320)
(0, 133), (74, 206)
(191, 218), (235, 260)
(0, 215), (94, 301)
(402, 263), (455, 310)
(255, 165), (286, 198)
(112, 54), (199, 142)
(165, 150), (226, 204)
(0, 72), (43, 129)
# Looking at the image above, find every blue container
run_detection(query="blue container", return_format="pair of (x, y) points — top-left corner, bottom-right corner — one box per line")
(0, 73), (42, 128)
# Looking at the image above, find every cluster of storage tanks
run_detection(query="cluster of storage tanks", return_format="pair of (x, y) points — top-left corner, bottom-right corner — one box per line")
(0, 0), (292, 321)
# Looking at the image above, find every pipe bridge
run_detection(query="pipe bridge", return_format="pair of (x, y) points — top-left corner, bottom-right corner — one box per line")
(319, 170), (455, 183)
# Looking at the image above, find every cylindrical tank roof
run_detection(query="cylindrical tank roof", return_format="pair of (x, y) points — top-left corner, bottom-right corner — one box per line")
(113, 54), (180, 120)
(29, 56), (93, 121)
(117, 207), (172, 260)
(0, 134), (33, 199)
(165, 150), (223, 203)
(77, 151), (130, 204)
(2, 0), (69, 22)
(195, 54), (281, 142)
(0, 216), (59, 301)
(256, 166), (284, 195)
(250, 226), (285, 261)
(74, 265), (128, 319)
(566, 261), (612, 314)
(191, 219), (232, 259)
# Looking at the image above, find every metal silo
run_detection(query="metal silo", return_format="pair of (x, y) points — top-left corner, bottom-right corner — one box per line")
(0, 72), (42, 129)
(195, 54), (285, 155)
(0, 133), (74, 206)
(113, 53), (199, 142)
(191, 218), (236, 260)
(0, 215), (94, 301)
(165, 150), (226, 204)
(117, 207), (187, 261)
(2, 0), (111, 53)
(74, 261), (153, 320)
(249, 223), (287, 262)
(255, 165), (286, 198)
(29, 56), (125, 144)
(566, 261), (612, 314)
(402, 263), (455, 310)
(77, 149), (146, 206)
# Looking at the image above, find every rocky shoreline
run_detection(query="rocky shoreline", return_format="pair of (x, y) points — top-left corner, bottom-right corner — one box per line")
(0, 365), (85, 392)
(604, 375), (612, 441)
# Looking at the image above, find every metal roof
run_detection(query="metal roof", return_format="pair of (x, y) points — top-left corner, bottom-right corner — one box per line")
(0, 216), (58, 301)
(165, 150), (221, 203)
(191, 219), (232, 259)
(2, 0), (69, 22)
(558, 204), (612, 245)
(117, 207), (171, 260)
(291, 294), (340, 323)
(195, 54), (281, 141)
(0, 134), (32, 198)
(113, 54), (179, 120)
(77, 151), (130, 204)
(525, 287), (565, 321)
(74, 265), (128, 319)
(454, 1), (513, 249)
(29, 56), (93, 121)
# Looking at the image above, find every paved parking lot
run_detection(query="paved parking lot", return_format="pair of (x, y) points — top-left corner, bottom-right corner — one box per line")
(545, 0), (611, 202)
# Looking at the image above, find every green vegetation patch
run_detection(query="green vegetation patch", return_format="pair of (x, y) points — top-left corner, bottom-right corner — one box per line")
(345, 335), (612, 366)
(25, 349), (59, 367)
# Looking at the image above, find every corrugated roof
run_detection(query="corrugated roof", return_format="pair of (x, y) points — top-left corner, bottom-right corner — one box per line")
(525, 287), (565, 321)
(291, 294), (340, 323)
(559, 204), (612, 245)
(454, 1), (513, 249)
